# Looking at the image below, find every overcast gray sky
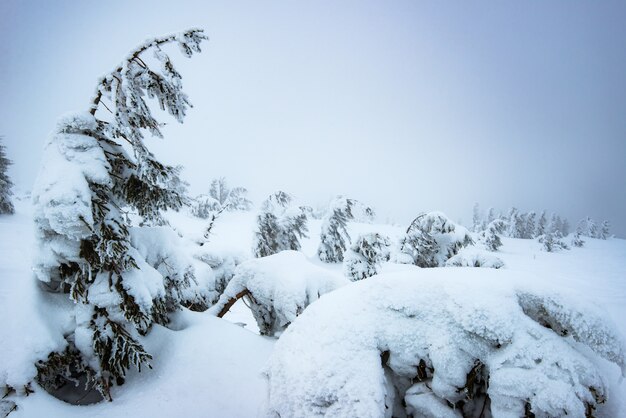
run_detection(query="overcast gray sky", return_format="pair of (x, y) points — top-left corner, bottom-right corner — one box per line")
(1, 0), (625, 236)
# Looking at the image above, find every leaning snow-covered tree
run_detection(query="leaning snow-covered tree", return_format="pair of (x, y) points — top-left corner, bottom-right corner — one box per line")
(0, 136), (14, 214)
(31, 29), (208, 400)
(318, 196), (355, 263)
(343, 232), (390, 281)
(210, 251), (347, 336)
(394, 211), (473, 267)
(253, 191), (308, 258)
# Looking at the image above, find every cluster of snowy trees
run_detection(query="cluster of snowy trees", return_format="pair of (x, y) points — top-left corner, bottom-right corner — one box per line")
(0, 137), (14, 214)
(472, 204), (569, 239)
(471, 204), (612, 253)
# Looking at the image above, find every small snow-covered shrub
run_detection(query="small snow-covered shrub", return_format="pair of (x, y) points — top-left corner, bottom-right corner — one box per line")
(538, 231), (569, 252)
(394, 211), (473, 267)
(571, 231), (585, 248)
(265, 270), (625, 418)
(343, 233), (390, 281)
(209, 251), (347, 336)
(445, 247), (504, 269)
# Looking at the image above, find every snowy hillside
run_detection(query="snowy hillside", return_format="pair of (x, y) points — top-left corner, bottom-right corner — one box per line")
(1, 197), (625, 417)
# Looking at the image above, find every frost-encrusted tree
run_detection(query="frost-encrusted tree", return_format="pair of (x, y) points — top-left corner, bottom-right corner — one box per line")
(253, 191), (308, 258)
(549, 213), (562, 235)
(486, 207), (495, 225)
(523, 211), (536, 239)
(343, 233), (390, 281)
(561, 217), (570, 236)
(536, 210), (547, 237)
(395, 211), (473, 267)
(32, 29), (207, 400)
(208, 177), (252, 211)
(471, 203), (482, 232)
(191, 194), (221, 219)
(479, 219), (505, 251)
(539, 231), (569, 252)
(571, 230), (585, 248)
(506, 207), (525, 238)
(587, 217), (598, 238)
(599, 220), (610, 240)
(317, 196), (355, 263)
(0, 137), (14, 214)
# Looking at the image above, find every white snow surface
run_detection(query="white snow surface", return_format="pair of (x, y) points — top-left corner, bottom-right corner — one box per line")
(445, 246), (505, 269)
(2, 202), (626, 417)
(264, 269), (626, 418)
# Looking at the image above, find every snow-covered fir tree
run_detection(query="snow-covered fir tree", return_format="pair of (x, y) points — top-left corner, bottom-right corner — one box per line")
(479, 219), (505, 251)
(486, 207), (496, 224)
(536, 210), (547, 237)
(506, 207), (525, 238)
(191, 194), (221, 219)
(0, 136), (14, 214)
(523, 211), (536, 239)
(253, 191), (308, 257)
(317, 196), (355, 263)
(587, 216), (598, 238)
(539, 231), (569, 252)
(560, 217), (570, 236)
(32, 29), (207, 400)
(571, 231), (585, 247)
(548, 213), (563, 236)
(208, 177), (252, 212)
(343, 233), (390, 281)
(599, 220), (611, 239)
(472, 203), (482, 232)
(395, 211), (473, 267)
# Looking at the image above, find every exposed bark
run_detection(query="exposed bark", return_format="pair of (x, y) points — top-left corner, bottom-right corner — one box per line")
(216, 289), (251, 318)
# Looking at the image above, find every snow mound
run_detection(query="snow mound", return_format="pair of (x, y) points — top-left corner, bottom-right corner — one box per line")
(209, 251), (348, 336)
(445, 246), (505, 269)
(264, 269), (625, 418)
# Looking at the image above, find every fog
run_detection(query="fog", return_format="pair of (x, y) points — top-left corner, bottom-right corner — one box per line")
(1, 0), (625, 236)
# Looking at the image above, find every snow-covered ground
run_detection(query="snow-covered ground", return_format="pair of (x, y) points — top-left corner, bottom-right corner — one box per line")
(1, 198), (625, 417)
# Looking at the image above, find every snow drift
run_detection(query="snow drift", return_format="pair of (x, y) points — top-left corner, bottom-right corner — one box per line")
(264, 269), (626, 418)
